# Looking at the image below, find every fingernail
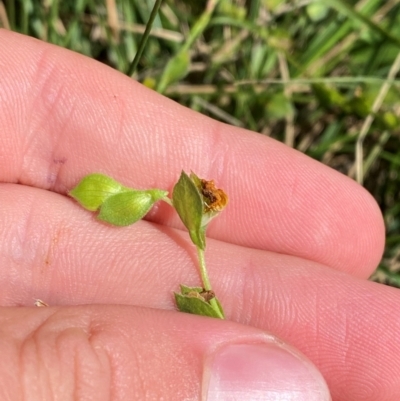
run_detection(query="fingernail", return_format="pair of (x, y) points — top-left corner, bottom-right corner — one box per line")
(204, 342), (331, 401)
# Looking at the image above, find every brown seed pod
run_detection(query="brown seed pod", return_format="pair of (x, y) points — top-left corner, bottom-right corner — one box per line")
(200, 179), (228, 212)
(199, 289), (216, 303)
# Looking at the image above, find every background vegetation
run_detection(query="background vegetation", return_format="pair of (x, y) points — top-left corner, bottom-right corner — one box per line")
(1, 0), (399, 286)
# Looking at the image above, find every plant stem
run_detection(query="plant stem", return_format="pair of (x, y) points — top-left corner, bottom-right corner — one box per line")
(197, 246), (224, 319)
(126, 0), (163, 77)
(6, 0), (15, 30)
(161, 196), (173, 207)
(197, 246), (211, 291)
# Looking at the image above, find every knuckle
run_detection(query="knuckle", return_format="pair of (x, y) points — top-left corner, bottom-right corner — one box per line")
(15, 309), (111, 401)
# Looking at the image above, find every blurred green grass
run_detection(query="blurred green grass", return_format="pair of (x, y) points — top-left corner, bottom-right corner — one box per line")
(1, 0), (399, 286)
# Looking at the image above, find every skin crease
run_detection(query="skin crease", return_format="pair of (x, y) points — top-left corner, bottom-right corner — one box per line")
(0, 29), (399, 400)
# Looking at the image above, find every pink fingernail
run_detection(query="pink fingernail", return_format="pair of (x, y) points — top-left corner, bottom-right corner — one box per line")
(204, 342), (331, 401)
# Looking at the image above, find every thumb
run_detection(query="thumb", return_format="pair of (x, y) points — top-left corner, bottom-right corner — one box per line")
(1, 305), (331, 400)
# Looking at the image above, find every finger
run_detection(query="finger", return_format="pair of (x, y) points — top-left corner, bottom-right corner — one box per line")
(0, 184), (398, 401)
(0, 30), (384, 277)
(0, 305), (330, 401)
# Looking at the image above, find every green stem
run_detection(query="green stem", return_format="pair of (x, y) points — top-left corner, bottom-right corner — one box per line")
(126, 0), (163, 77)
(21, 0), (29, 34)
(49, 0), (59, 43)
(197, 246), (224, 319)
(181, 0), (220, 52)
(161, 196), (173, 207)
(197, 246), (212, 291)
(6, 0), (15, 30)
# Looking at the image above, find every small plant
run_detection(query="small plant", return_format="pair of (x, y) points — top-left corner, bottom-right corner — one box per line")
(69, 171), (228, 319)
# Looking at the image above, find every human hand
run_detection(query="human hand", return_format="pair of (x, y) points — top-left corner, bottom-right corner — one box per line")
(0, 30), (398, 401)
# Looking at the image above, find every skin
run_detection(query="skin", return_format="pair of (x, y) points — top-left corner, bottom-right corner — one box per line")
(0, 29), (399, 400)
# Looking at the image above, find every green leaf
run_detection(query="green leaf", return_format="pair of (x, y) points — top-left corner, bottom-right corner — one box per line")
(209, 297), (225, 319)
(172, 171), (205, 249)
(324, 0), (400, 49)
(98, 189), (167, 226)
(157, 49), (190, 93)
(306, 3), (329, 22)
(174, 285), (224, 319)
(192, 227), (206, 251)
(266, 92), (295, 120)
(180, 284), (204, 294)
(189, 171), (201, 187)
(69, 173), (128, 211)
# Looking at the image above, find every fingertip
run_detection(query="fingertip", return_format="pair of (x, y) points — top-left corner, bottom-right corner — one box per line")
(215, 130), (385, 277)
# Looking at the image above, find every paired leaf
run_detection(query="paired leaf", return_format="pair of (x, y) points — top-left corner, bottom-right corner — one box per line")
(172, 171), (205, 250)
(98, 189), (167, 226)
(69, 173), (128, 211)
(175, 285), (225, 319)
(69, 173), (168, 226)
